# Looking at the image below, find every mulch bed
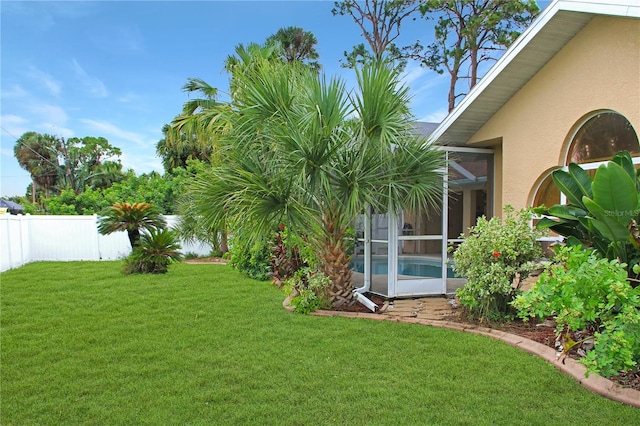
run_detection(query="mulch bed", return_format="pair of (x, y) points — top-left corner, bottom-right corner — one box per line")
(332, 294), (640, 392)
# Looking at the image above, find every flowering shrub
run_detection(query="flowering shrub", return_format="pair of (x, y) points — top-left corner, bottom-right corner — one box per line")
(513, 245), (640, 378)
(452, 206), (544, 321)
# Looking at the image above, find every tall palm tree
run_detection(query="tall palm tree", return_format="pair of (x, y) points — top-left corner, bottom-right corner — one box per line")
(185, 60), (443, 308)
(13, 132), (61, 201)
(267, 26), (321, 71)
(98, 202), (167, 249)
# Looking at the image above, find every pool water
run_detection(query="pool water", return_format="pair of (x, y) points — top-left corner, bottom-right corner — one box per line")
(350, 256), (460, 278)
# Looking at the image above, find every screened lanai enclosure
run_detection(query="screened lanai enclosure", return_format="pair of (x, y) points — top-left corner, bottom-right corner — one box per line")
(351, 147), (493, 298)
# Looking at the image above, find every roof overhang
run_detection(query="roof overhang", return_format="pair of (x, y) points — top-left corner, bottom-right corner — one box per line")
(430, 0), (640, 146)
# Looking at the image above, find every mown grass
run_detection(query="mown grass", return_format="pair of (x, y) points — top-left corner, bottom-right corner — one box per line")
(1, 261), (639, 425)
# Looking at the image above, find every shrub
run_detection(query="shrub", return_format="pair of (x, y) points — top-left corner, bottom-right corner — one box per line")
(283, 268), (330, 314)
(535, 150), (640, 281)
(228, 234), (272, 280)
(452, 206), (544, 321)
(124, 228), (183, 274)
(271, 226), (305, 285)
(513, 245), (640, 378)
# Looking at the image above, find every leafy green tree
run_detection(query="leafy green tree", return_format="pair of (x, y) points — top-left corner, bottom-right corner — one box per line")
(57, 136), (123, 193)
(13, 132), (60, 201)
(97, 202), (167, 249)
(184, 59), (444, 308)
(414, 0), (539, 111)
(332, 0), (420, 69)
(266, 26), (321, 71)
(13, 131), (124, 200)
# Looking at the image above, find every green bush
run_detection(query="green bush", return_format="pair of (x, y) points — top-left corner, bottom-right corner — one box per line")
(452, 206), (544, 321)
(283, 268), (330, 314)
(513, 245), (640, 378)
(124, 228), (183, 274)
(228, 234), (272, 280)
(535, 150), (640, 281)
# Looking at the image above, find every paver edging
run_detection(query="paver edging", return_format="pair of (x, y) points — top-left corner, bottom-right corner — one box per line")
(308, 309), (640, 409)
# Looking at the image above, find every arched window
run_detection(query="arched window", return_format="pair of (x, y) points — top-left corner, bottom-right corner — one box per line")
(566, 112), (640, 165)
(532, 171), (560, 208)
(532, 111), (639, 209)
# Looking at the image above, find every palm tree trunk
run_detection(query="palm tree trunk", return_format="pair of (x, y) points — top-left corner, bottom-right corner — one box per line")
(127, 229), (140, 249)
(320, 212), (356, 308)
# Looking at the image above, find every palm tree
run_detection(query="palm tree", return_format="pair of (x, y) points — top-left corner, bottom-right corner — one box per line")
(97, 202), (167, 249)
(184, 60), (443, 308)
(124, 228), (183, 274)
(13, 132), (61, 201)
(267, 26), (321, 71)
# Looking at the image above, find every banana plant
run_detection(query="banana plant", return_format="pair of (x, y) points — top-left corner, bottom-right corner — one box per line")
(535, 151), (640, 280)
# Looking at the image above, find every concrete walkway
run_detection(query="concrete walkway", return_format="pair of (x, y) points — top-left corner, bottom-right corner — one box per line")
(309, 298), (640, 409)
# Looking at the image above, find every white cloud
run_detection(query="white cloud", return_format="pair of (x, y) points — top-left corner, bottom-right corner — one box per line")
(1, 147), (15, 158)
(79, 119), (148, 147)
(410, 72), (448, 97)
(39, 123), (74, 139)
(401, 63), (428, 86)
(117, 92), (140, 103)
(1, 84), (29, 99)
(418, 108), (449, 124)
(27, 104), (68, 125)
(99, 26), (145, 54)
(0, 115), (30, 139)
(71, 59), (108, 98)
(120, 152), (163, 175)
(28, 67), (62, 96)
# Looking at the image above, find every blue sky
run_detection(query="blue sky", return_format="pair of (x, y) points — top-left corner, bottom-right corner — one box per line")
(0, 0), (549, 197)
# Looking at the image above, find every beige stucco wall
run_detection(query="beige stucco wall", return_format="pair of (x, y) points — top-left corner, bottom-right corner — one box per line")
(468, 16), (640, 215)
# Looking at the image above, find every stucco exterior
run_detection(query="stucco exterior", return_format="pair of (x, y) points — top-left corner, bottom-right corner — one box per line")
(467, 15), (640, 214)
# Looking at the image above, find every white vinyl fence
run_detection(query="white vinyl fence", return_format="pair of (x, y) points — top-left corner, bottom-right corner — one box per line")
(0, 214), (212, 272)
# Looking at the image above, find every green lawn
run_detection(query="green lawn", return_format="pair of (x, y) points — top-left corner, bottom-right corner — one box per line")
(1, 262), (638, 425)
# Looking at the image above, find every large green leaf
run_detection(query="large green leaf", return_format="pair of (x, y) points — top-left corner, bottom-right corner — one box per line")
(552, 168), (587, 209)
(547, 204), (586, 220)
(568, 162), (593, 199)
(611, 150), (636, 183)
(583, 196), (631, 242)
(591, 162), (638, 228)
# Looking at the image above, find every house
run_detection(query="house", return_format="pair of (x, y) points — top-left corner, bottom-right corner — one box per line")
(355, 0), (640, 299)
(431, 0), (640, 214)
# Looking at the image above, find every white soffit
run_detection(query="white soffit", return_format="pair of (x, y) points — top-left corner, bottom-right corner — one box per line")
(430, 0), (640, 146)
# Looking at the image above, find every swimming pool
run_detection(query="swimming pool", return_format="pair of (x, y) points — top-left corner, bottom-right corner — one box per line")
(350, 256), (459, 278)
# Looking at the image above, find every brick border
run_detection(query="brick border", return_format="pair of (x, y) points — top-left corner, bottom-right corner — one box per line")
(308, 309), (640, 408)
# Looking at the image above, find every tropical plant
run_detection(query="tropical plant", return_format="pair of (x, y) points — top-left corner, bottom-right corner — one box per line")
(13, 132), (60, 201)
(535, 151), (640, 282)
(56, 136), (123, 193)
(271, 225), (307, 286)
(266, 26), (321, 71)
(283, 267), (331, 314)
(97, 202), (167, 249)
(452, 206), (544, 321)
(182, 59), (444, 308)
(513, 245), (640, 378)
(124, 228), (183, 274)
(228, 233), (273, 281)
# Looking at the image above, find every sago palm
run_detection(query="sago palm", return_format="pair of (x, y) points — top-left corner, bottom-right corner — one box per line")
(185, 59), (443, 307)
(125, 228), (183, 274)
(98, 202), (167, 249)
